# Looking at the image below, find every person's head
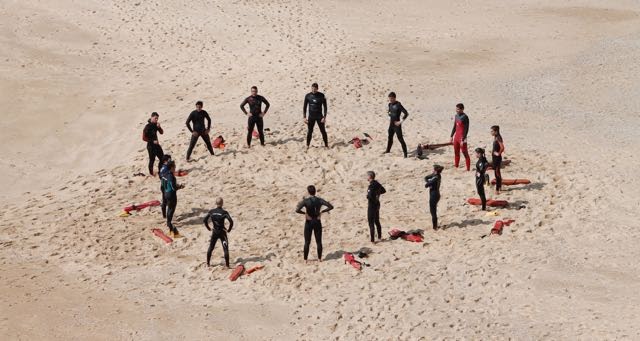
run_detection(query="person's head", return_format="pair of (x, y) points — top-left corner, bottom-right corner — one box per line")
(196, 101), (203, 111)
(388, 92), (397, 103)
(162, 154), (172, 164)
(215, 197), (224, 208)
(311, 83), (318, 93)
(307, 185), (316, 196)
(433, 164), (444, 174)
(367, 171), (375, 182)
(474, 147), (485, 159)
(150, 112), (159, 123)
(456, 103), (464, 114)
(491, 125), (500, 137)
(167, 160), (176, 171)
(251, 86), (258, 96)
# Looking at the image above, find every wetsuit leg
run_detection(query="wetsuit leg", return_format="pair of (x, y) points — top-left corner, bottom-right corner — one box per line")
(493, 156), (502, 191)
(256, 117), (265, 145)
(303, 220), (313, 260)
(367, 203), (376, 242)
(166, 194), (177, 233)
(247, 116), (256, 146)
(395, 125), (408, 158)
(147, 144), (155, 175)
(221, 232), (230, 267)
(374, 204), (382, 239)
(156, 145), (164, 175)
(206, 232), (219, 266)
(476, 178), (486, 210)
(429, 194), (439, 229)
(385, 124), (395, 153)
(306, 118), (317, 147)
(313, 221), (323, 260)
(318, 119), (328, 147)
(200, 133), (215, 155)
(161, 190), (167, 218)
(461, 142), (470, 171)
(186, 133), (199, 160)
(453, 140), (461, 168)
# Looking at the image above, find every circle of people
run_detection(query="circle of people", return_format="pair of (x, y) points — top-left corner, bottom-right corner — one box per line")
(141, 83), (506, 267)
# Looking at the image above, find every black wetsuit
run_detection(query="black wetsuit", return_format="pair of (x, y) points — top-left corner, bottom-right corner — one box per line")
(475, 156), (489, 210)
(203, 207), (234, 267)
(386, 101), (409, 157)
(143, 120), (164, 175)
(295, 196), (333, 260)
(425, 173), (442, 229)
(303, 92), (328, 147)
(159, 164), (170, 218)
(185, 109), (214, 160)
(366, 180), (386, 242)
(241, 95), (270, 146)
(161, 172), (180, 233)
(492, 135), (504, 191)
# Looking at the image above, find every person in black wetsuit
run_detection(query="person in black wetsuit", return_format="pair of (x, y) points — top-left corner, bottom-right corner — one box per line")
(425, 164), (444, 230)
(295, 185), (334, 263)
(185, 101), (214, 161)
(303, 83), (328, 148)
(203, 197), (234, 268)
(491, 125), (505, 195)
(474, 148), (489, 211)
(143, 112), (164, 176)
(161, 161), (185, 237)
(240, 86), (270, 147)
(385, 92), (409, 158)
(366, 171), (386, 243)
(159, 154), (172, 218)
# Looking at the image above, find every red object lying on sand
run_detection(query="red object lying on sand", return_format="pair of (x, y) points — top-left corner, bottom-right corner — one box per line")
(151, 228), (173, 244)
(229, 265), (245, 281)
(491, 219), (515, 235)
(344, 253), (362, 270)
(490, 178), (530, 185)
(388, 229), (424, 242)
(246, 265), (264, 275)
(123, 200), (161, 213)
(212, 136), (225, 149)
(176, 170), (188, 177)
(467, 198), (509, 207)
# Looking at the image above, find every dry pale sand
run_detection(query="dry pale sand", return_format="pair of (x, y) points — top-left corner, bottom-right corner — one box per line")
(1, 0), (640, 339)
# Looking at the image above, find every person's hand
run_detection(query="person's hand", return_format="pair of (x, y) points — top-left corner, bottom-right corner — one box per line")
(153, 140), (159, 145)
(493, 151), (500, 156)
(205, 129), (210, 135)
(304, 118), (308, 124)
(206, 227), (211, 231)
(462, 139), (467, 144)
(394, 121), (402, 127)
(156, 122), (161, 128)
(192, 131), (199, 137)
(179, 184), (185, 189)
(321, 117), (326, 124)
(259, 112), (265, 118)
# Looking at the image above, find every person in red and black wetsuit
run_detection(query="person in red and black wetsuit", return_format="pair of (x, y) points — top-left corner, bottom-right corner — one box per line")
(143, 112), (164, 176)
(491, 125), (505, 194)
(450, 103), (470, 171)
(185, 101), (215, 161)
(240, 86), (270, 147)
(385, 92), (409, 158)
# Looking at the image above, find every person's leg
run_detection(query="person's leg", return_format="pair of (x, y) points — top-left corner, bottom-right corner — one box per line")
(161, 190), (167, 218)
(313, 221), (323, 260)
(303, 221), (312, 260)
(461, 142), (471, 171)
(317, 119), (328, 147)
(206, 233), (218, 266)
(256, 117), (265, 145)
(247, 116), (256, 146)
(367, 204), (376, 242)
(494, 156), (502, 192)
(186, 133), (199, 160)
(156, 145), (164, 175)
(477, 179), (486, 210)
(374, 204), (382, 240)
(395, 125), (408, 158)
(429, 196), (438, 229)
(166, 195), (177, 233)
(201, 133), (215, 155)
(453, 139), (461, 168)
(306, 118), (316, 147)
(221, 232), (230, 268)
(385, 124), (394, 153)
(147, 144), (155, 175)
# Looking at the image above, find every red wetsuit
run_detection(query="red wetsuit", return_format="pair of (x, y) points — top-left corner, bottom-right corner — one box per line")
(450, 113), (470, 170)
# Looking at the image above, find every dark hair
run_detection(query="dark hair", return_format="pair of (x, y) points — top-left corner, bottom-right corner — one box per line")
(434, 164), (444, 173)
(307, 185), (316, 196)
(151, 112), (159, 117)
(456, 103), (464, 110)
(196, 101), (203, 106)
(388, 92), (396, 98)
(367, 171), (375, 179)
(311, 83), (318, 88)
(491, 125), (500, 134)
(167, 160), (176, 169)
(474, 147), (485, 155)
(162, 154), (172, 163)
(251, 86), (258, 91)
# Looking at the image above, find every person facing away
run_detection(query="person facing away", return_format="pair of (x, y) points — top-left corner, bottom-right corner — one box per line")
(143, 112), (164, 176)
(240, 86), (270, 147)
(303, 82), (328, 149)
(203, 197), (234, 268)
(295, 185), (334, 263)
(366, 171), (386, 243)
(385, 92), (409, 158)
(450, 103), (470, 171)
(491, 125), (505, 195)
(425, 164), (444, 230)
(185, 100), (215, 161)
(474, 148), (489, 211)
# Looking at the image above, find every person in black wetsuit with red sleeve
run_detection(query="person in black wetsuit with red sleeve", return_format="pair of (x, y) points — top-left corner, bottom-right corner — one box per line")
(240, 86), (270, 147)
(385, 92), (409, 158)
(295, 185), (334, 263)
(303, 82), (329, 149)
(185, 100), (215, 161)
(203, 197), (234, 268)
(143, 112), (164, 176)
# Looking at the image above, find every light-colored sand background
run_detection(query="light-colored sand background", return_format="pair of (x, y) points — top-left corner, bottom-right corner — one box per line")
(1, 0), (640, 339)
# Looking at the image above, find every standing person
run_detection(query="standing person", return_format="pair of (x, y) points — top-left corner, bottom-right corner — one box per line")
(450, 103), (470, 171)
(303, 82), (329, 149)
(474, 148), (489, 211)
(143, 112), (164, 176)
(161, 161), (185, 237)
(424, 165), (444, 230)
(295, 185), (334, 263)
(203, 197), (234, 268)
(240, 86), (270, 147)
(491, 125), (505, 195)
(185, 100), (215, 161)
(366, 171), (386, 243)
(159, 154), (172, 218)
(384, 92), (409, 158)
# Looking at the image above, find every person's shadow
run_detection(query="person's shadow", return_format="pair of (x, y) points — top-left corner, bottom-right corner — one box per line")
(444, 219), (488, 230)
(324, 246), (374, 261)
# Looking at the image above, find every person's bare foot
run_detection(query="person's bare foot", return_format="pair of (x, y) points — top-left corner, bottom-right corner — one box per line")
(318, 258), (322, 263)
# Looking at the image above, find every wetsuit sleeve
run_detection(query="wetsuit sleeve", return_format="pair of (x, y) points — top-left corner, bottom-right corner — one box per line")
(171, 175), (179, 191)
(463, 115), (469, 140)
(143, 124), (154, 141)
(321, 199), (334, 213)
(186, 112), (194, 132)
(262, 96), (270, 114)
(204, 111), (211, 130)
(226, 212), (234, 232)
(498, 137), (505, 155)
(240, 98), (249, 115)
(450, 120), (456, 138)
(157, 125), (164, 135)
(323, 95), (327, 116)
(379, 183), (386, 195)
(425, 174), (436, 188)
(303, 95), (309, 118)
(401, 104), (409, 120)
(203, 213), (211, 230)
(295, 200), (306, 214)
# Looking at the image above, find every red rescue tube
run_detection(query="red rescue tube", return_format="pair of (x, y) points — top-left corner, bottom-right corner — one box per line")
(344, 253), (362, 270)
(123, 200), (161, 213)
(151, 228), (173, 244)
(229, 265), (245, 281)
(467, 198), (509, 207)
(490, 178), (530, 185)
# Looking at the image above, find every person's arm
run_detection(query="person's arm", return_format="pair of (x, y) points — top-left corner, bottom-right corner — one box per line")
(240, 98), (249, 115)
(204, 111), (211, 131)
(320, 199), (334, 213)
(171, 175), (181, 191)
(400, 104), (409, 121)
(262, 96), (270, 114)
(185, 112), (194, 132)
(480, 159), (488, 173)
(303, 95), (309, 119)
(225, 212), (234, 232)
(143, 124), (154, 141)
(322, 95), (327, 117)
(295, 200), (306, 214)
(425, 174), (436, 188)
(157, 124), (164, 135)
(463, 115), (469, 141)
(366, 184), (373, 200)
(450, 119), (456, 138)
(498, 137), (505, 155)
(203, 213), (211, 231)
(379, 183), (386, 195)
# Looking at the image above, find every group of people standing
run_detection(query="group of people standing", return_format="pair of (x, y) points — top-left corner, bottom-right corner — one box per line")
(141, 84), (507, 266)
